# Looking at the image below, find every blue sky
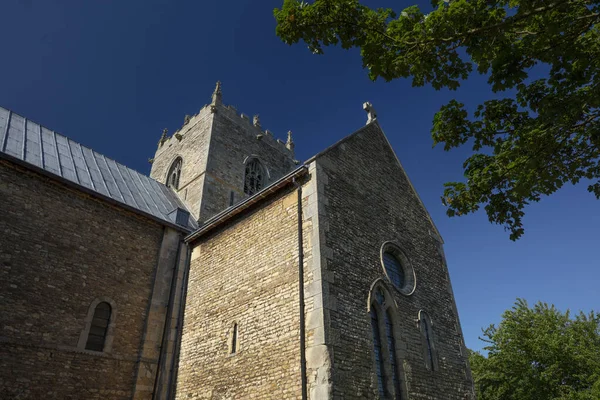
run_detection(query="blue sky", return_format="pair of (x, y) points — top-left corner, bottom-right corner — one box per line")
(2, 0), (598, 352)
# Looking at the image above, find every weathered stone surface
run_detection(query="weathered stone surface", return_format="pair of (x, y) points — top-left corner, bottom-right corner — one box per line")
(150, 97), (296, 224)
(311, 122), (473, 399)
(176, 187), (311, 399)
(0, 160), (167, 399)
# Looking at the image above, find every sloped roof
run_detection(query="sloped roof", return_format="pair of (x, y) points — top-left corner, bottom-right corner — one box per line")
(0, 106), (197, 231)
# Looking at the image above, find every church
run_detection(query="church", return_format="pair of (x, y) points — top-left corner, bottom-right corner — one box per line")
(0, 82), (474, 399)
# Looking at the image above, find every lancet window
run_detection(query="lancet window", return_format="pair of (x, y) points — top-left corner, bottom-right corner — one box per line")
(418, 311), (438, 371)
(85, 302), (112, 352)
(369, 282), (404, 399)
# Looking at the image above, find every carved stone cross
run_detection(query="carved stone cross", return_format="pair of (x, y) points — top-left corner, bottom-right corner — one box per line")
(363, 102), (377, 124)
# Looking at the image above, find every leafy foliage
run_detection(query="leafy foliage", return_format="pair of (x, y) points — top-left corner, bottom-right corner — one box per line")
(469, 299), (600, 399)
(274, 0), (600, 239)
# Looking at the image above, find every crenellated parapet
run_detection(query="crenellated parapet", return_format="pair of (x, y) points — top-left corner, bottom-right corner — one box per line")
(214, 103), (295, 160)
(154, 82), (296, 161)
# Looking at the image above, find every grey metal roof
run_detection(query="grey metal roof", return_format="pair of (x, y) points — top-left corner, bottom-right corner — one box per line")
(0, 106), (197, 231)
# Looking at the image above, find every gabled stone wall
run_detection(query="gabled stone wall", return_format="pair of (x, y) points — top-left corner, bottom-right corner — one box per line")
(313, 122), (473, 399)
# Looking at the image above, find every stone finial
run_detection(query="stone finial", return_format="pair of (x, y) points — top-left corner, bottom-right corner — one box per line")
(363, 102), (377, 124)
(211, 81), (222, 106)
(184, 115), (191, 125)
(148, 158), (154, 164)
(286, 130), (295, 152)
(158, 128), (168, 146)
(253, 114), (261, 128)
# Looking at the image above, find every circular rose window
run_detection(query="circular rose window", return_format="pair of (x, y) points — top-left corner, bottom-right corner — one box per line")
(380, 242), (416, 295)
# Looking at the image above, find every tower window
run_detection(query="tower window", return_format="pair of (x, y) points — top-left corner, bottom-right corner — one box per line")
(85, 302), (112, 352)
(167, 157), (182, 190)
(244, 158), (265, 196)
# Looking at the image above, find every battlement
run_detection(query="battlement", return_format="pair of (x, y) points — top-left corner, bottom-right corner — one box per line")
(156, 82), (296, 162)
(216, 103), (295, 160)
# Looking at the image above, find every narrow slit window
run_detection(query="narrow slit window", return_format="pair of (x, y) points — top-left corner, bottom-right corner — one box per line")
(229, 191), (235, 206)
(231, 323), (238, 354)
(85, 302), (111, 352)
(423, 318), (435, 371)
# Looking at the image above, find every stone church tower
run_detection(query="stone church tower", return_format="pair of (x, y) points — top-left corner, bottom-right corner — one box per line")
(149, 82), (297, 223)
(0, 83), (474, 399)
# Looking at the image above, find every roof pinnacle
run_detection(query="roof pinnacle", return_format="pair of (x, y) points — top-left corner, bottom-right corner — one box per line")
(286, 130), (295, 153)
(211, 81), (222, 106)
(158, 128), (168, 147)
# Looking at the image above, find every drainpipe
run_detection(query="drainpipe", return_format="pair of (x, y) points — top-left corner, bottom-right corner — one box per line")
(293, 178), (308, 400)
(153, 238), (183, 400)
(166, 245), (192, 399)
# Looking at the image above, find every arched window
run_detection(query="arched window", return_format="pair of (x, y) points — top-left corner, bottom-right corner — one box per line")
(167, 157), (182, 190)
(418, 311), (438, 371)
(244, 158), (265, 196)
(368, 281), (405, 399)
(85, 302), (112, 352)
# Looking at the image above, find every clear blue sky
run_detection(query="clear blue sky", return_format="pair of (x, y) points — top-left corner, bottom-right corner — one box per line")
(2, 0), (598, 352)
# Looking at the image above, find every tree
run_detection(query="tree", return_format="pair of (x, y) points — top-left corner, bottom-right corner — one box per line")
(274, 0), (600, 240)
(468, 299), (600, 399)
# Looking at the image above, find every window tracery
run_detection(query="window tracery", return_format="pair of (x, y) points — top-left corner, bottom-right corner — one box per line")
(167, 157), (182, 190)
(244, 158), (265, 196)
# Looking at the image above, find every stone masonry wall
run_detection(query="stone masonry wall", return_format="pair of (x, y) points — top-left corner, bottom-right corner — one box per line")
(200, 104), (297, 221)
(313, 123), (473, 399)
(175, 185), (313, 399)
(0, 160), (165, 399)
(150, 107), (214, 220)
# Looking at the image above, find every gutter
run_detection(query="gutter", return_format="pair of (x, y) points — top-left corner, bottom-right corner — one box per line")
(185, 165), (308, 244)
(166, 245), (192, 399)
(152, 237), (183, 399)
(293, 178), (308, 400)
